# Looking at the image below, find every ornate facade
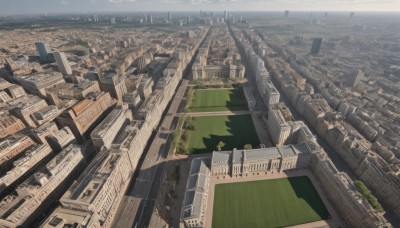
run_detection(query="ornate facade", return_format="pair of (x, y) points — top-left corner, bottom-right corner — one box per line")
(211, 144), (311, 177)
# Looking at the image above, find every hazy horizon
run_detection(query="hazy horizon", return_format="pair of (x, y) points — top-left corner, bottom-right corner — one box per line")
(1, 0), (399, 16)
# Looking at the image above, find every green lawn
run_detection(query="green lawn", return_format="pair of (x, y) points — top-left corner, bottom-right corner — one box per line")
(212, 176), (330, 228)
(187, 115), (259, 154)
(188, 88), (247, 112)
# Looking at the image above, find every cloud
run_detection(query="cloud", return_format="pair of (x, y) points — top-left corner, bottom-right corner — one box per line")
(155, 0), (243, 4)
(61, 0), (70, 6)
(108, 0), (135, 3)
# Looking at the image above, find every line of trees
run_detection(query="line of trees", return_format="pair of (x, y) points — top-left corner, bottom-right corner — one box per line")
(354, 180), (384, 212)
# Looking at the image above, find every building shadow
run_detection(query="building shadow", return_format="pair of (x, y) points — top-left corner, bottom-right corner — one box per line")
(285, 175), (331, 222)
(190, 114), (260, 154)
(190, 88), (247, 112)
(226, 88), (248, 111)
(127, 159), (179, 228)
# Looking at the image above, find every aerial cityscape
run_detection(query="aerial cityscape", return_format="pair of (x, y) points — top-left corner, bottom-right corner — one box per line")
(0, 1), (400, 228)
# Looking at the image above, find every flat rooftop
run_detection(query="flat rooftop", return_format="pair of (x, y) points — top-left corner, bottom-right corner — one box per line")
(62, 151), (120, 205)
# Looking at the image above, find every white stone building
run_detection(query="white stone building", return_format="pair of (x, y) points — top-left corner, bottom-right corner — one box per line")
(182, 159), (210, 228)
(211, 143), (312, 177)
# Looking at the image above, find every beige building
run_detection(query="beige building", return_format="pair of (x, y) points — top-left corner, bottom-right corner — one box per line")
(259, 80), (280, 107)
(2, 84), (26, 99)
(110, 120), (146, 171)
(46, 126), (76, 152)
(0, 145), (85, 228)
(312, 153), (392, 228)
(227, 26), (394, 228)
(41, 148), (132, 228)
(56, 92), (117, 141)
(0, 114), (26, 139)
(0, 134), (36, 172)
(45, 80), (100, 106)
(90, 104), (133, 151)
(31, 105), (61, 127)
(54, 51), (72, 76)
(13, 72), (65, 98)
(192, 64), (245, 80)
(0, 144), (53, 196)
(30, 121), (59, 144)
(267, 104), (292, 146)
(41, 121), (149, 228)
(9, 95), (49, 127)
(0, 91), (12, 103)
(3, 57), (41, 76)
(124, 74), (143, 92)
(138, 77), (154, 100)
(267, 103), (314, 146)
(99, 72), (128, 102)
(191, 25), (245, 80)
(123, 91), (142, 109)
(136, 92), (163, 123)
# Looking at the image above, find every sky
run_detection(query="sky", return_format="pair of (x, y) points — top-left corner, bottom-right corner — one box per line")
(0, 0), (399, 15)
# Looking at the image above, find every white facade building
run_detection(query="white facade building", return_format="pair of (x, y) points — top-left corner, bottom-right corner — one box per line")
(182, 159), (210, 228)
(211, 143), (312, 177)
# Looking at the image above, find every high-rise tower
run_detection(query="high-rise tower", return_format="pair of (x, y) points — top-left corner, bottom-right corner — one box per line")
(54, 51), (72, 76)
(310, 38), (323, 56)
(35, 42), (54, 63)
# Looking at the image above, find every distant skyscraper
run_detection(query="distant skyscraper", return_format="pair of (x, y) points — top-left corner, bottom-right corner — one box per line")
(179, 20), (183, 27)
(350, 12), (355, 18)
(110, 17), (116, 24)
(187, 16), (191, 25)
(224, 11), (228, 20)
(210, 12), (214, 18)
(200, 10), (203, 17)
(348, 70), (363, 87)
(310, 38), (323, 56)
(54, 51), (72, 76)
(168, 12), (172, 23)
(35, 42), (54, 63)
(285, 10), (290, 17)
(148, 13), (153, 24)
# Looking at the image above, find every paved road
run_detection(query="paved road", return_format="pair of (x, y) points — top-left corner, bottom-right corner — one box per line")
(111, 75), (189, 228)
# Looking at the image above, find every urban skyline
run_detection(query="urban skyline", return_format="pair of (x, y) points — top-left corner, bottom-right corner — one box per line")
(1, 0), (400, 15)
(0, 5), (399, 228)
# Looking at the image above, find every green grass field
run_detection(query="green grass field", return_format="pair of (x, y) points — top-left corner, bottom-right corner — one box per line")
(188, 88), (247, 112)
(212, 176), (330, 228)
(187, 115), (259, 154)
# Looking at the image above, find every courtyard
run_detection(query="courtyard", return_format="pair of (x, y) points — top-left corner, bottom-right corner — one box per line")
(211, 176), (330, 228)
(185, 115), (260, 154)
(187, 88), (247, 112)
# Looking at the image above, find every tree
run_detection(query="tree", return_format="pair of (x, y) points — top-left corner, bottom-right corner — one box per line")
(244, 144), (252, 150)
(181, 132), (187, 141)
(354, 180), (383, 212)
(216, 141), (226, 151)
